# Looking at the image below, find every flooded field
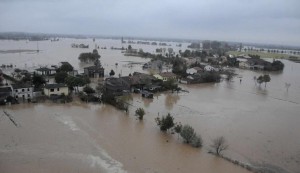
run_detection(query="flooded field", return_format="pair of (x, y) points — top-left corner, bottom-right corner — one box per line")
(0, 103), (252, 173)
(1, 39), (300, 173)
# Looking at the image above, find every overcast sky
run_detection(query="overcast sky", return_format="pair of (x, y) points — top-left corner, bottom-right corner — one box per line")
(0, 0), (299, 46)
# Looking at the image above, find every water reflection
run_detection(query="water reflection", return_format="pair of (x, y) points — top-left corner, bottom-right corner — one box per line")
(165, 93), (180, 110)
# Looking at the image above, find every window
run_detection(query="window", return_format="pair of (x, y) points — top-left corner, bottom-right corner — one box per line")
(27, 88), (30, 91)
(50, 89), (54, 92)
(22, 89), (25, 92)
(16, 96), (18, 98)
(57, 88), (60, 91)
(15, 90), (18, 92)
(28, 94), (30, 97)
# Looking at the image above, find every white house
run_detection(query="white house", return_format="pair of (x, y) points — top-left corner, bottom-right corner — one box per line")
(186, 67), (203, 75)
(153, 72), (177, 82)
(35, 67), (57, 76)
(43, 84), (69, 96)
(12, 84), (34, 100)
(204, 65), (216, 72)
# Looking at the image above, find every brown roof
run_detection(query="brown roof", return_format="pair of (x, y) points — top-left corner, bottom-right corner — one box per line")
(159, 72), (176, 78)
(193, 67), (203, 71)
(44, 83), (67, 89)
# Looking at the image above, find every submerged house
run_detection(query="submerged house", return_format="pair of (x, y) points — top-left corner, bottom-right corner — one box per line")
(0, 86), (13, 103)
(12, 83), (33, 101)
(239, 58), (272, 70)
(186, 67), (203, 75)
(119, 72), (157, 91)
(43, 84), (69, 97)
(84, 59), (104, 78)
(84, 66), (104, 78)
(153, 72), (177, 82)
(204, 65), (219, 72)
(35, 67), (57, 76)
(104, 78), (130, 96)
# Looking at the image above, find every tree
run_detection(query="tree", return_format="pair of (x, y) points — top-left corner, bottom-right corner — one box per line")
(83, 86), (95, 94)
(58, 63), (73, 72)
(191, 135), (203, 148)
(174, 123), (182, 135)
(96, 82), (104, 96)
(180, 125), (196, 143)
(172, 57), (187, 76)
(162, 78), (178, 91)
(155, 113), (175, 132)
(32, 74), (46, 89)
(55, 71), (68, 83)
(135, 108), (145, 120)
(65, 76), (90, 91)
(210, 136), (228, 155)
(263, 74), (271, 87)
(257, 75), (264, 86)
(78, 51), (100, 63)
(21, 73), (32, 83)
(257, 74), (271, 87)
(14, 68), (21, 73)
(109, 69), (115, 77)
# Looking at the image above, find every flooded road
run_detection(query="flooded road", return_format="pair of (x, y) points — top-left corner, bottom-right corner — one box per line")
(1, 39), (300, 173)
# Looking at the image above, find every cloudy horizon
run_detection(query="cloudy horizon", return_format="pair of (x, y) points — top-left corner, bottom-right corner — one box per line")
(0, 0), (299, 46)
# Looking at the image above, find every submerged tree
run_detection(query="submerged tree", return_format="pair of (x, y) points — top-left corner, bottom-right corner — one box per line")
(32, 74), (46, 89)
(173, 122), (182, 139)
(109, 69), (115, 77)
(55, 71), (68, 83)
(83, 86), (95, 94)
(135, 108), (145, 120)
(191, 135), (203, 148)
(57, 63), (74, 72)
(210, 136), (228, 156)
(263, 74), (271, 87)
(155, 113), (175, 132)
(257, 74), (271, 87)
(180, 125), (196, 143)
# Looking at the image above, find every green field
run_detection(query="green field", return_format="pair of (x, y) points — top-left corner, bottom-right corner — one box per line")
(227, 51), (300, 60)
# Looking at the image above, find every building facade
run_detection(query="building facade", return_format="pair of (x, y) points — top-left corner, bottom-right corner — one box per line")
(43, 84), (69, 96)
(12, 84), (34, 100)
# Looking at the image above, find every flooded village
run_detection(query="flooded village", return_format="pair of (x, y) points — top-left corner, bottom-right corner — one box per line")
(0, 36), (299, 173)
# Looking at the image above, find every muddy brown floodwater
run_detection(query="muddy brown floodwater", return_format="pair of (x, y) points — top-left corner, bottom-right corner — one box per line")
(1, 39), (300, 173)
(0, 103), (251, 173)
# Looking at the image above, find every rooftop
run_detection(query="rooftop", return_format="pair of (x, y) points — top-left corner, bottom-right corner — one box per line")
(84, 66), (104, 70)
(192, 67), (203, 71)
(0, 86), (12, 93)
(159, 72), (176, 78)
(11, 83), (33, 89)
(36, 67), (56, 71)
(44, 83), (67, 89)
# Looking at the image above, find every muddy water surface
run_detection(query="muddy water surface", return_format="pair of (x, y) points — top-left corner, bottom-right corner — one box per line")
(1, 39), (300, 173)
(0, 103), (250, 173)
